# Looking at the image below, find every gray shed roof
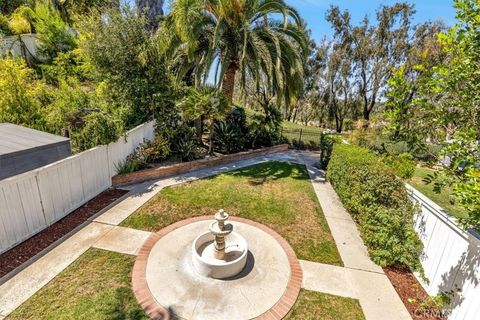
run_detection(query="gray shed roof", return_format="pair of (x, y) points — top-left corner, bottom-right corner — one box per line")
(0, 123), (70, 159)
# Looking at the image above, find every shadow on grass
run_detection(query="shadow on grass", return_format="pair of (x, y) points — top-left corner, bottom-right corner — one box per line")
(108, 286), (180, 320)
(228, 161), (310, 182)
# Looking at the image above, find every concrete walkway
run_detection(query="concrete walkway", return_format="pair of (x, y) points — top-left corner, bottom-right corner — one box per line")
(295, 151), (411, 320)
(0, 150), (410, 320)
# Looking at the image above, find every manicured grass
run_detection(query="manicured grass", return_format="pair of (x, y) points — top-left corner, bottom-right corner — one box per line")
(7, 249), (147, 320)
(7, 250), (360, 319)
(408, 167), (467, 219)
(287, 290), (365, 320)
(122, 161), (342, 266)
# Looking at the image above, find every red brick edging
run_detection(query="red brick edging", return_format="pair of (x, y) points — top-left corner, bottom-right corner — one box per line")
(113, 144), (290, 186)
(132, 216), (303, 320)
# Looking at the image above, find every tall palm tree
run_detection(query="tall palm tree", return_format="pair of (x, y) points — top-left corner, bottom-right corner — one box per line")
(162, 0), (308, 104)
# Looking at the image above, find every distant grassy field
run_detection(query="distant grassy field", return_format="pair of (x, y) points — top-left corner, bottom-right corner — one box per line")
(282, 121), (323, 132)
(281, 121), (324, 146)
(408, 167), (467, 219)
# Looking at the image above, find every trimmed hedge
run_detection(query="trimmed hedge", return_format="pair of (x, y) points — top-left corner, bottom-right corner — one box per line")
(327, 144), (424, 273)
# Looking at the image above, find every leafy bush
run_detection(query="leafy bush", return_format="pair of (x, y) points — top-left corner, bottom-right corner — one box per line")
(319, 133), (342, 169)
(175, 138), (200, 161)
(382, 152), (416, 179)
(213, 121), (246, 153)
(213, 106), (250, 153)
(0, 14), (12, 35)
(292, 139), (306, 150)
(33, 1), (76, 61)
(78, 7), (177, 129)
(327, 144), (424, 273)
(249, 102), (282, 148)
(40, 50), (87, 85)
(71, 111), (122, 152)
(140, 135), (171, 163)
(115, 156), (145, 174)
(0, 57), (48, 129)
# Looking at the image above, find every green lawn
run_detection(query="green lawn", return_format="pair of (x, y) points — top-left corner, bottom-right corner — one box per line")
(408, 167), (467, 219)
(7, 249), (147, 320)
(282, 121), (323, 132)
(7, 249), (362, 320)
(282, 121), (324, 145)
(122, 161), (343, 266)
(288, 290), (365, 320)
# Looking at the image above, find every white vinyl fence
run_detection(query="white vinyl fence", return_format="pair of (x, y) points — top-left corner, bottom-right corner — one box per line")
(0, 121), (155, 254)
(407, 184), (480, 320)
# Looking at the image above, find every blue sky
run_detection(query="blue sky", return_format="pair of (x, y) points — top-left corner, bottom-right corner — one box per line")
(151, 1), (458, 41)
(286, 0), (458, 42)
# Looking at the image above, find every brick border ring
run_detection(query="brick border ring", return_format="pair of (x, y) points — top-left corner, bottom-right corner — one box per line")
(132, 216), (303, 320)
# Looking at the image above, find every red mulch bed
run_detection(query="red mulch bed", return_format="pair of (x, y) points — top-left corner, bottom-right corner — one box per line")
(384, 267), (445, 320)
(0, 188), (127, 279)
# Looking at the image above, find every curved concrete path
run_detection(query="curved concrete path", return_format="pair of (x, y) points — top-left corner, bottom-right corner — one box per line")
(0, 150), (411, 320)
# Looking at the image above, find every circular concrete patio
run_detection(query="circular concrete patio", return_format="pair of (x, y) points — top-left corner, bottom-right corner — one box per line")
(132, 216), (302, 320)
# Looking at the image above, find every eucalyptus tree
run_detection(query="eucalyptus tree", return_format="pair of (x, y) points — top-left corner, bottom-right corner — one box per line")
(135, 0), (164, 31)
(326, 3), (415, 124)
(320, 40), (355, 133)
(385, 0), (479, 228)
(162, 0), (308, 104)
(384, 21), (447, 151)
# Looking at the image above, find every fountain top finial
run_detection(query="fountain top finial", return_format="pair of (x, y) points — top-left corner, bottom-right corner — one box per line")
(210, 209), (233, 236)
(214, 209), (229, 225)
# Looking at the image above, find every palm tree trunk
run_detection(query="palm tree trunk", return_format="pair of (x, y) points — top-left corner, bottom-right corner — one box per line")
(208, 122), (214, 155)
(222, 63), (237, 103)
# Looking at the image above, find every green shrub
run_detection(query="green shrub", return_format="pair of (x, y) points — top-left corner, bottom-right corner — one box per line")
(327, 144), (424, 273)
(213, 106), (250, 153)
(175, 138), (200, 161)
(140, 135), (171, 163)
(319, 133), (342, 169)
(292, 139), (306, 150)
(0, 14), (12, 35)
(382, 152), (416, 179)
(0, 57), (48, 129)
(115, 156), (145, 174)
(33, 1), (76, 61)
(214, 121), (246, 153)
(71, 111), (122, 152)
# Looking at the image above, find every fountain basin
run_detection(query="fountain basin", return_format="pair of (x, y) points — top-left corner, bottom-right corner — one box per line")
(192, 231), (248, 279)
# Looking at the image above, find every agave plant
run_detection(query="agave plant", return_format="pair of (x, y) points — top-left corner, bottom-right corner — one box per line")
(161, 0), (308, 105)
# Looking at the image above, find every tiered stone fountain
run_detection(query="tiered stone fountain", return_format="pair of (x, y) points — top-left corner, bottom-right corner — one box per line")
(192, 209), (248, 279)
(133, 209), (302, 319)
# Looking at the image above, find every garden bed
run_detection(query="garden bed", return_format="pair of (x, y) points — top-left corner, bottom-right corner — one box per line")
(0, 189), (127, 280)
(112, 144), (289, 186)
(385, 267), (445, 320)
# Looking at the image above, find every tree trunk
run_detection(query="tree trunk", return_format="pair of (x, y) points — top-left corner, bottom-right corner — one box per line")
(194, 117), (203, 142)
(208, 122), (215, 155)
(362, 107), (370, 128)
(222, 62), (237, 103)
(292, 107), (298, 123)
(136, 0), (164, 32)
(334, 112), (343, 133)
